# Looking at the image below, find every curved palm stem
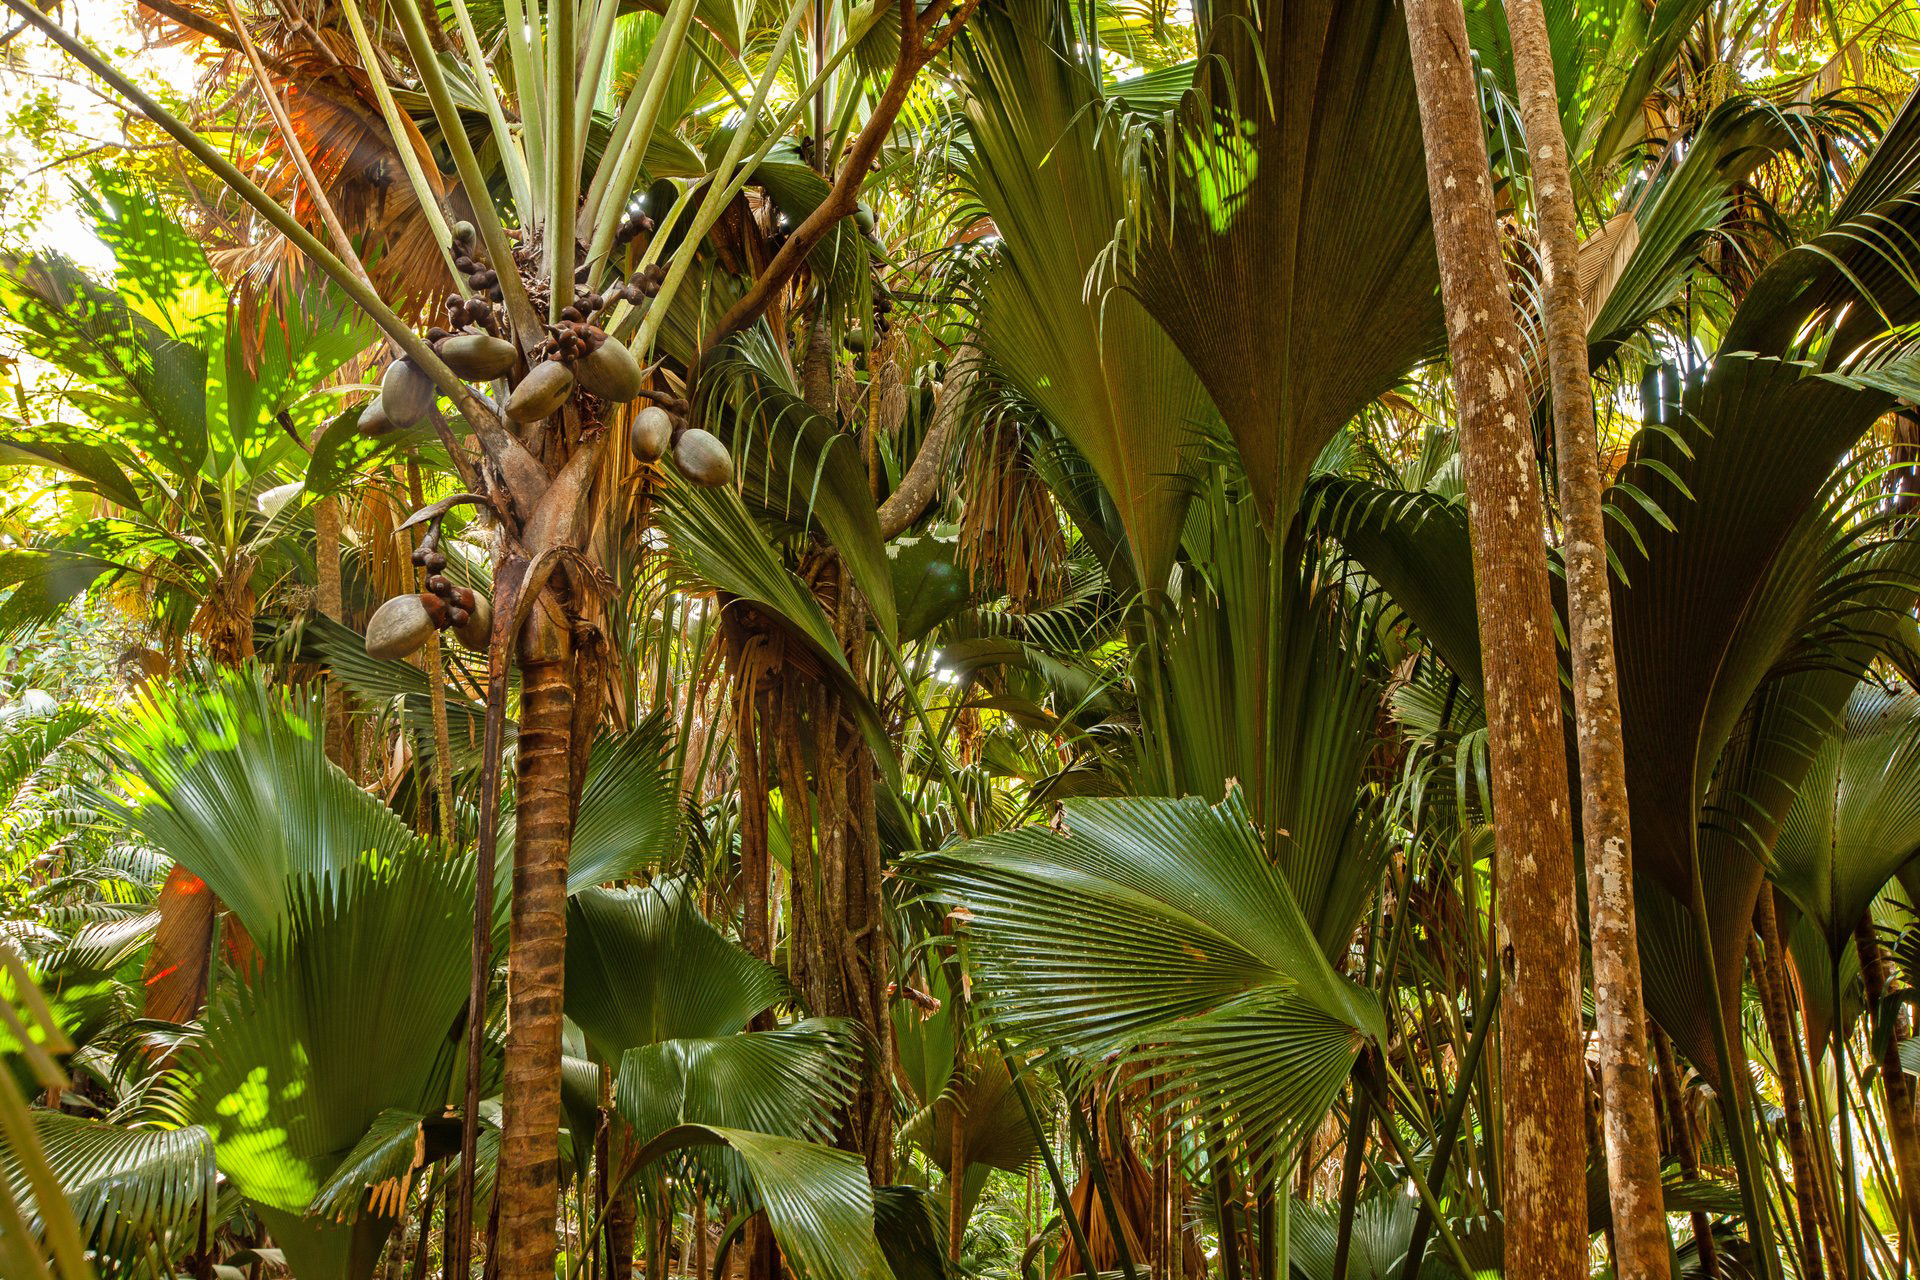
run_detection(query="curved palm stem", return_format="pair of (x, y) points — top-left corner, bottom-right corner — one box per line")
(334, 0), (463, 279)
(384, 0), (545, 349)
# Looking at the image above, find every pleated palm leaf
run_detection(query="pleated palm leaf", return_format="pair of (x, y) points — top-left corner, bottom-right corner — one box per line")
(1148, 478), (1391, 956)
(99, 666), (438, 941)
(1604, 353), (1919, 1078)
(956, 0), (1216, 591)
(1769, 684), (1920, 996)
(81, 669), (470, 1277)
(1117, 0), (1445, 528)
(565, 880), (889, 1278)
(186, 858), (473, 1280)
(907, 791), (1387, 1180)
(3, 1115), (221, 1275)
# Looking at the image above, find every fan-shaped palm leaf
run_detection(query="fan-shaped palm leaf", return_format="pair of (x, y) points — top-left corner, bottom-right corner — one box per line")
(1150, 482), (1389, 955)
(3, 1114), (218, 1272)
(957, 1), (1215, 590)
(99, 665), (437, 940)
(1120, 0), (1444, 526)
(564, 880), (782, 1058)
(908, 792), (1385, 1178)
(613, 1022), (863, 1148)
(606, 1121), (892, 1280)
(1771, 684), (1920, 959)
(190, 857), (472, 1280)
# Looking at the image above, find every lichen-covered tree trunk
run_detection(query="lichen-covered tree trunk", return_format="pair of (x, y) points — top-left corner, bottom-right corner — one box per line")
(498, 646), (576, 1280)
(1501, 0), (1668, 1271)
(1402, 0), (1588, 1272)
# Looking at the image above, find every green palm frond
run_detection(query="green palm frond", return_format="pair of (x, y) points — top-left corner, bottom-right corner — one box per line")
(957, 1), (1215, 590)
(565, 879), (782, 1059)
(1772, 684), (1920, 958)
(1120, 0), (1444, 527)
(3, 1114), (218, 1272)
(308, 1108), (459, 1225)
(1583, 97), (1840, 369)
(1311, 477), (1482, 691)
(698, 332), (898, 641)
(1724, 86), (1920, 361)
(501, 715), (682, 897)
(613, 1123), (893, 1280)
(1152, 483), (1389, 954)
(98, 665), (438, 940)
(613, 1020), (863, 1148)
(189, 858), (472, 1280)
(907, 792), (1385, 1178)
(660, 480), (850, 668)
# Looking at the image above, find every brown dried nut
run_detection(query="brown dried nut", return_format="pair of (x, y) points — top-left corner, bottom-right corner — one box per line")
(425, 574), (452, 596)
(505, 360), (576, 423)
(381, 357), (436, 428)
(364, 593), (436, 660)
(576, 332), (643, 401)
(439, 332), (518, 381)
(357, 395), (394, 437)
(673, 428), (734, 488)
(452, 592), (492, 650)
(629, 405), (673, 462)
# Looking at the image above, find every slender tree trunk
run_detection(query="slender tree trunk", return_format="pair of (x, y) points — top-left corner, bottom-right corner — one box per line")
(1500, 1), (1669, 1271)
(314, 496), (352, 770)
(1402, 1), (1587, 1273)
(1652, 1024), (1717, 1277)
(498, 646), (577, 1280)
(1752, 896), (1838, 1279)
(1856, 917), (1920, 1252)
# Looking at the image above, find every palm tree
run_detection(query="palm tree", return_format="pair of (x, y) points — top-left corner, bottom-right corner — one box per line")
(1500, 0), (1669, 1270)
(1401, 0), (1588, 1273)
(0, 176), (369, 665)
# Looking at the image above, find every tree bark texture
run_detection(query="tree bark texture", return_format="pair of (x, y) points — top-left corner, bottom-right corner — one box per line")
(1751, 896), (1838, 1279)
(1401, 0), (1588, 1273)
(1856, 916), (1920, 1253)
(1501, 0), (1669, 1271)
(1652, 1024), (1717, 1276)
(497, 653), (576, 1279)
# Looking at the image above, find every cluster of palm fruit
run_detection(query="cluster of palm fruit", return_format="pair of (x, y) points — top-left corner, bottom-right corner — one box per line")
(355, 219), (733, 488)
(360, 216), (736, 662)
(364, 519), (492, 661)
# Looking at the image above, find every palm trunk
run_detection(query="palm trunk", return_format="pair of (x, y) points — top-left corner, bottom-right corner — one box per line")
(1500, 0), (1668, 1271)
(498, 650), (577, 1280)
(1751, 896), (1838, 1279)
(1856, 916), (1920, 1254)
(1402, 0), (1587, 1272)
(1652, 1024), (1717, 1277)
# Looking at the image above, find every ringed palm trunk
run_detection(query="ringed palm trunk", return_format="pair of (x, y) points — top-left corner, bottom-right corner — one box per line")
(1856, 917), (1920, 1253)
(1402, 0), (1589, 1273)
(1502, 0), (1668, 1271)
(498, 641), (577, 1279)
